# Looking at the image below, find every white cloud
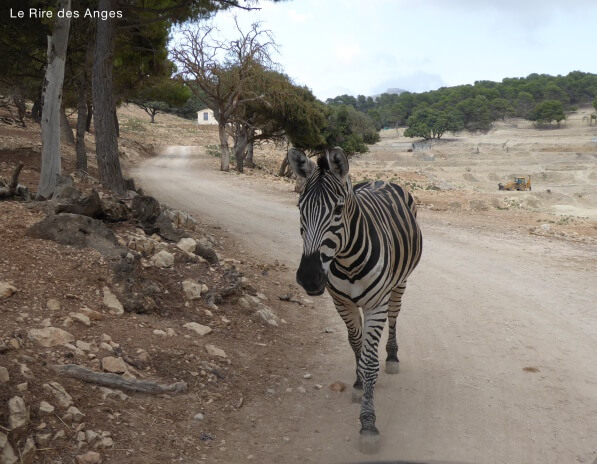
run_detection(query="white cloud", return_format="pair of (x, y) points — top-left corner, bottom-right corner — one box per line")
(288, 9), (311, 22)
(334, 43), (362, 63)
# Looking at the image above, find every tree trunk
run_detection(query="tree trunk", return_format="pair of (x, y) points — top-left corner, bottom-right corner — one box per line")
(31, 95), (42, 123)
(75, 77), (88, 172)
(60, 104), (75, 145)
(37, 0), (71, 199)
(218, 122), (230, 171)
(150, 110), (156, 123)
(233, 123), (249, 173)
(85, 100), (93, 132)
(92, 0), (126, 194)
(245, 139), (255, 168)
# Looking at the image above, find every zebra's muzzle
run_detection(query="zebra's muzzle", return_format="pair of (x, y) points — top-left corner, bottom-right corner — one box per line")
(296, 252), (327, 296)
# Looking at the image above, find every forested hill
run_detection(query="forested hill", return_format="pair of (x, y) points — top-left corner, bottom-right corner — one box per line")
(326, 71), (597, 137)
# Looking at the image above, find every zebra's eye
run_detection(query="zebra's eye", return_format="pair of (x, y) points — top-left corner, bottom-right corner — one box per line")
(333, 204), (344, 216)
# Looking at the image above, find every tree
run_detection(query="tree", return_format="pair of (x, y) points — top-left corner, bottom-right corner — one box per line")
(172, 20), (278, 171)
(130, 78), (191, 123)
(37, 0), (72, 199)
(404, 106), (462, 140)
(323, 105), (379, 154)
(532, 100), (565, 127)
(513, 91), (535, 118)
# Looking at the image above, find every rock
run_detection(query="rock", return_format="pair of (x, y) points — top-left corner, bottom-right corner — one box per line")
(46, 298), (62, 311)
(150, 250), (174, 268)
(85, 430), (99, 445)
(75, 451), (102, 464)
(176, 237), (197, 253)
(0, 282), (17, 299)
(67, 406), (85, 422)
(184, 322), (212, 337)
(16, 383), (27, 392)
(43, 382), (73, 408)
(100, 196), (131, 222)
(28, 327), (75, 347)
(39, 401), (55, 415)
(296, 386), (307, 394)
(237, 297), (250, 309)
(181, 280), (203, 300)
(0, 432), (18, 464)
(102, 287), (124, 316)
(78, 307), (105, 321)
(95, 437), (114, 449)
(20, 364), (33, 380)
(18, 437), (35, 464)
(194, 243), (218, 264)
(254, 304), (279, 327)
(76, 340), (92, 351)
(98, 387), (129, 401)
(99, 342), (113, 352)
(70, 312), (91, 327)
(101, 356), (128, 374)
(53, 430), (65, 440)
(8, 396), (29, 438)
(26, 213), (124, 258)
(0, 366), (9, 383)
(193, 413), (205, 421)
(35, 432), (52, 446)
(154, 213), (186, 242)
(152, 329), (167, 337)
(55, 190), (103, 218)
(204, 344), (227, 358)
(131, 195), (161, 225)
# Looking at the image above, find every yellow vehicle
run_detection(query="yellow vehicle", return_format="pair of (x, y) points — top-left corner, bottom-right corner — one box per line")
(498, 176), (531, 191)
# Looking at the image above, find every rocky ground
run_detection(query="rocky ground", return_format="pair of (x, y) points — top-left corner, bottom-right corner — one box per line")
(0, 107), (316, 464)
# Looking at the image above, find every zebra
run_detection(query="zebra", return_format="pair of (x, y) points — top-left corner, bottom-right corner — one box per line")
(288, 147), (423, 453)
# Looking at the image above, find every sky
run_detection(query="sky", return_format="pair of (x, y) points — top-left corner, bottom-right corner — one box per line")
(203, 0), (597, 101)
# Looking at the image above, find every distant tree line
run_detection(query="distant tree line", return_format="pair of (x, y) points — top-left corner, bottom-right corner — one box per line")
(327, 71), (597, 139)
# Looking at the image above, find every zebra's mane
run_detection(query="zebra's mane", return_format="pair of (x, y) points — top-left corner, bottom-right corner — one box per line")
(317, 154), (329, 174)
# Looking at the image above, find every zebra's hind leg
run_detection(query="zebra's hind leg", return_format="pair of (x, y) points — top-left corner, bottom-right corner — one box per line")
(358, 304), (387, 454)
(333, 298), (363, 403)
(385, 282), (406, 374)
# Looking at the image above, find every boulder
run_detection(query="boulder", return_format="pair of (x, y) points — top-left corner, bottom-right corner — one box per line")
(42, 382), (73, 408)
(8, 396), (29, 439)
(131, 195), (161, 225)
(176, 237), (197, 253)
(204, 344), (227, 358)
(181, 280), (202, 300)
(0, 282), (17, 300)
(183, 322), (212, 337)
(102, 287), (124, 316)
(101, 356), (128, 374)
(150, 250), (174, 268)
(54, 190), (103, 218)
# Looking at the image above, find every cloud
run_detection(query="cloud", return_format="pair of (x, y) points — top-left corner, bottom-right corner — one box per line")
(334, 43), (362, 64)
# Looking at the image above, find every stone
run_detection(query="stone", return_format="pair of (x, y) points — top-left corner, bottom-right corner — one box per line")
(0, 432), (18, 464)
(0, 366), (9, 383)
(101, 356), (128, 374)
(53, 430), (66, 440)
(150, 250), (174, 268)
(176, 237), (197, 253)
(75, 451), (102, 464)
(194, 243), (219, 264)
(35, 433), (52, 446)
(152, 329), (167, 337)
(28, 327), (75, 347)
(70, 312), (91, 327)
(19, 437), (35, 464)
(183, 322), (212, 337)
(193, 413), (205, 421)
(0, 282), (17, 299)
(95, 437), (114, 449)
(181, 280), (203, 300)
(98, 387), (129, 401)
(85, 430), (99, 445)
(47, 298), (61, 311)
(54, 189), (103, 218)
(8, 396), (29, 438)
(254, 304), (279, 327)
(99, 343), (113, 352)
(102, 287), (124, 316)
(39, 401), (55, 415)
(204, 344), (227, 358)
(76, 340), (92, 351)
(78, 307), (105, 321)
(16, 383), (28, 392)
(296, 386), (307, 394)
(43, 382), (73, 408)
(67, 406), (85, 422)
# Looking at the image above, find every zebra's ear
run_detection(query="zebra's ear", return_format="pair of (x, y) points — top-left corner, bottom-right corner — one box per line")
(288, 148), (315, 179)
(327, 147), (349, 181)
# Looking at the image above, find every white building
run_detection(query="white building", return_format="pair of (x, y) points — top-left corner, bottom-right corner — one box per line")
(197, 108), (218, 125)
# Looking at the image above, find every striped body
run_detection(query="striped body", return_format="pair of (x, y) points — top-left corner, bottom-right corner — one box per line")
(288, 147), (423, 453)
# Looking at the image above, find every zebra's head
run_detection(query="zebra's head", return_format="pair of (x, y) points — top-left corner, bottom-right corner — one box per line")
(288, 147), (351, 296)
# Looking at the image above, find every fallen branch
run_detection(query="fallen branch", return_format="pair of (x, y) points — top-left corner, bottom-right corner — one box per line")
(52, 364), (187, 394)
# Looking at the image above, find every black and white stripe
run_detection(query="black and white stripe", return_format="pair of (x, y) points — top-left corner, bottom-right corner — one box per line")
(288, 147), (423, 453)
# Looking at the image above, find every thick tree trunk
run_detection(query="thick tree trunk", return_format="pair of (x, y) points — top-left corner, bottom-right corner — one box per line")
(218, 122), (230, 171)
(92, 0), (126, 194)
(37, 0), (71, 199)
(233, 123), (249, 173)
(60, 104), (75, 145)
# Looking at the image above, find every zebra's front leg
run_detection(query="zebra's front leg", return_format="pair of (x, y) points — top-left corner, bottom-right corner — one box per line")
(386, 282), (406, 374)
(358, 306), (387, 454)
(333, 298), (364, 403)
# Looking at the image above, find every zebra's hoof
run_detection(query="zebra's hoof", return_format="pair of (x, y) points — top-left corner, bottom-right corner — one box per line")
(351, 387), (363, 403)
(386, 361), (400, 374)
(359, 429), (380, 454)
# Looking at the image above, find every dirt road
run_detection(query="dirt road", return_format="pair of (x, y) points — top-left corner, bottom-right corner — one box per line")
(133, 147), (597, 464)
